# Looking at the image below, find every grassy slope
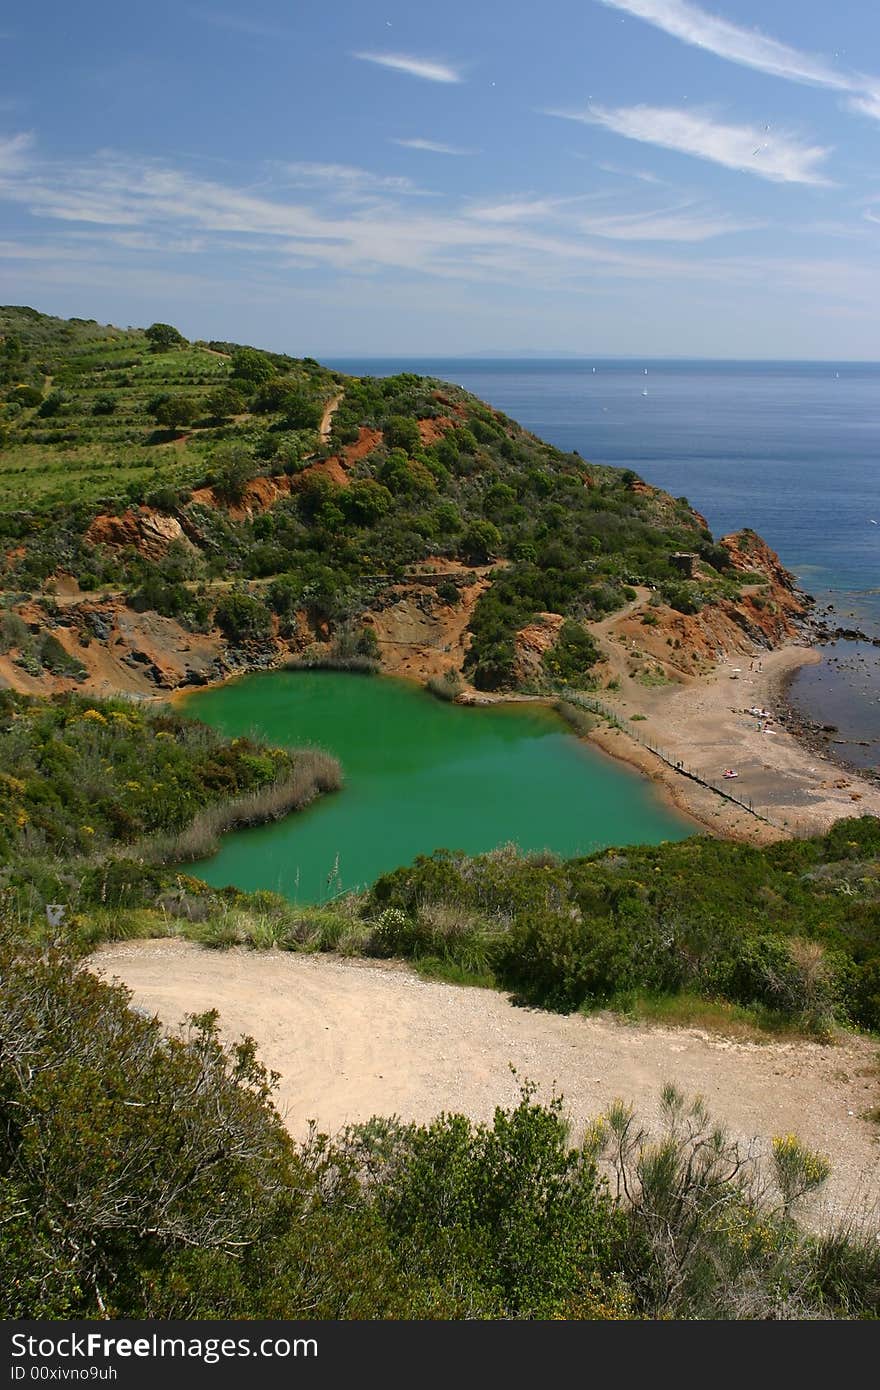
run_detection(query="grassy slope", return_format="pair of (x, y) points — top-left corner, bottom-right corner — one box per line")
(0, 307), (338, 508)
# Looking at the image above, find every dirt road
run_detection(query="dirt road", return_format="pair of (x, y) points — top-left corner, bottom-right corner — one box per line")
(91, 939), (880, 1229)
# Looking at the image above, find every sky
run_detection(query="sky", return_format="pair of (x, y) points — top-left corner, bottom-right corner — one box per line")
(1, 0), (879, 358)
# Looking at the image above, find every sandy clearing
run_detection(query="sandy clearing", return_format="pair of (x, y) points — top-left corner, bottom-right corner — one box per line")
(90, 939), (880, 1229)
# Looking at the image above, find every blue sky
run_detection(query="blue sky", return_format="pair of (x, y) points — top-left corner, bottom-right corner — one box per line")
(1, 0), (879, 357)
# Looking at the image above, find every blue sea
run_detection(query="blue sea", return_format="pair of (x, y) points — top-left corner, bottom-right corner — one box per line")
(329, 358), (880, 766)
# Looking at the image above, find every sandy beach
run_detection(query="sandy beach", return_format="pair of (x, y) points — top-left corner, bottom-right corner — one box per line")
(582, 621), (880, 843)
(90, 939), (880, 1231)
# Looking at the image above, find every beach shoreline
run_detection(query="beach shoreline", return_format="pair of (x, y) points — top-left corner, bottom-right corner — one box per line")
(579, 640), (880, 843)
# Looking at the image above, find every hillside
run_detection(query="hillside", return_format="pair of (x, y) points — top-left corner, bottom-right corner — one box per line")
(0, 307), (807, 701)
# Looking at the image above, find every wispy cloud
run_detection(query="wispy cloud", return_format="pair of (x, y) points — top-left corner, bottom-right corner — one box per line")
(188, 7), (295, 41)
(352, 51), (463, 84)
(0, 131), (34, 174)
(597, 1), (849, 88)
(849, 93), (880, 123)
(595, 160), (663, 185)
(576, 205), (762, 241)
(550, 104), (832, 185)
(468, 197), (573, 223)
(392, 137), (473, 155)
(281, 162), (420, 194)
(4, 139), (871, 314)
(597, 0), (880, 122)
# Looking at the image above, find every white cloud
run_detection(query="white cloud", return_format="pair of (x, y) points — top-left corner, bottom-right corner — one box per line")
(576, 205), (761, 241)
(550, 104), (832, 184)
(597, 0), (850, 90)
(0, 238), (97, 261)
(282, 162), (420, 194)
(187, 7), (294, 40)
(4, 141), (869, 311)
(848, 92), (880, 122)
(597, 1), (880, 123)
(0, 131), (34, 173)
(392, 138), (473, 155)
(468, 197), (571, 223)
(595, 161), (663, 184)
(352, 51), (462, 84)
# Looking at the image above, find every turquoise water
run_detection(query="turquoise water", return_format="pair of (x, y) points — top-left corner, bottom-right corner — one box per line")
(180, 671), (690, 902)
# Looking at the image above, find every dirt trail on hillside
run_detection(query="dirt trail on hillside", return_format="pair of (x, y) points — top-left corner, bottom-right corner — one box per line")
(319, 391), (343, 443)
(91, 940), (880, 1230)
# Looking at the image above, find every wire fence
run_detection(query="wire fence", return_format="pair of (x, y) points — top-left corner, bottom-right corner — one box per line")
(565, 692), (814, 838)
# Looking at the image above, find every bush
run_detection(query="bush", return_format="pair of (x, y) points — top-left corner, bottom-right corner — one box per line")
(205, 384), (246, 420)
(383, 414), (421, 453)
(148, 392), (199, 430)
(459, 520), (501, 565)
(542, 620), (600, 686)
(214, 590), (273, 642)
(37, 389), (69, 418)
(230, 348), (274, 385)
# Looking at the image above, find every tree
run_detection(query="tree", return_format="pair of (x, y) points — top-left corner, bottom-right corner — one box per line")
(211, 444), (258, 504)
(459, 520), (501, 565)
(144, 322), (187, 352)
(205, 384), (246, 420)
(214, 590), (273, 642)
(148, 392), (200, 431)
(230, 348), (274, 386)
(37, 389), (69, 418)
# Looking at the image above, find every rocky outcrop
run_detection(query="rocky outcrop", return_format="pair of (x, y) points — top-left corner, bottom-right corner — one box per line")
(721, 529), (801, 594)
(513, 612), (565, 685)
(85, 509), (191, 561)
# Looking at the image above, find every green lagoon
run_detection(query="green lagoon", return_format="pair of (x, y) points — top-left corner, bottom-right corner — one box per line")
(180, 671), (691, 902)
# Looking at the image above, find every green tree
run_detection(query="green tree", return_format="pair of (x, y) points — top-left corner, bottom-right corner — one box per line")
(144, 322), (187, 352)
(230, 348), (275, 385)
(205, 384), (246, 420)
(148, 392), (200, 431)
(212, 444), (258, 504)
(214, 590), (273, 642)
(459, 520), (501, 564)
(383, 414), (421, 453)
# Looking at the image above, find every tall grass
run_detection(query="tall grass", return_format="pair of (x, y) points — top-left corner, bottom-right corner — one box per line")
(284, 654), (379, 675)
(426, 668), (463, 702)
(553, 698), (597, 736)
(151, 749), (342, 863)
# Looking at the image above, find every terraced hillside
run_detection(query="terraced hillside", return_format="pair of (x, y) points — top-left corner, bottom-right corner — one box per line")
(0, 307), (805, 699)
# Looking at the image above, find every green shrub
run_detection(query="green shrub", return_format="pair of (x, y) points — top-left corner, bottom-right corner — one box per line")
(542, 620), (600, 686)
(213, 590), (273, 642)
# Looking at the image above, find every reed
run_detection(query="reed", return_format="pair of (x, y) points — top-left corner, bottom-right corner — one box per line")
(151, 749), (342, 863)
